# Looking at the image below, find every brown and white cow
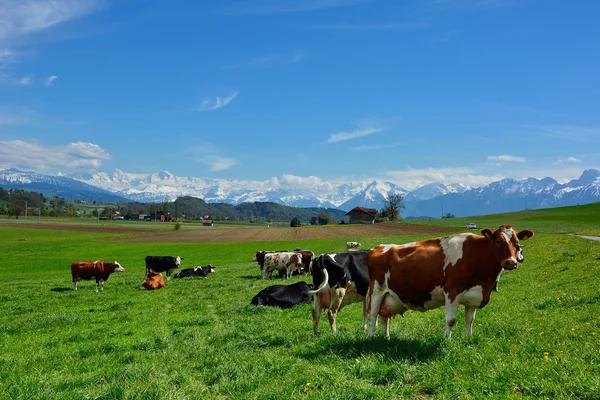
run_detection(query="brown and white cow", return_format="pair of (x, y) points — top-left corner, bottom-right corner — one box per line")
(71, 260), (125, 292)
(293, 249), (315, 274)
(367, 225), (534, 339)
(140, 271), (166, 290)
(262, 252), (303, 279)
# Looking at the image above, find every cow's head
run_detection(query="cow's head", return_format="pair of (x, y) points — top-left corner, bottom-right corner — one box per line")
(481, 225), (534, 270)
(113, 261), (125, 272)
(175, 256), (182, 266)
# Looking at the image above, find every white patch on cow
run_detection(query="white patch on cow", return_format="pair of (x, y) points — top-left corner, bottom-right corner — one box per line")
(379, 245), (396, 253)
(194, 267), (200, 272)
(175, 256), (181, 266)
(423, 286), (445, 310)
(461, 285), (484, 308)
(500, 227), (513, 243)
(114, 261), (124, 272)
(443, 292), (461, 338)
(440, 233), (470, 271)
(327, 253), (337, 261)
(93, 260), (99, 268)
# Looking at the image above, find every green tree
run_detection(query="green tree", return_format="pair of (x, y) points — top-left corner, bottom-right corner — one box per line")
(290, 217), (302, 227)
(0, 205), (8, 215)
(317, 212), (333, 225)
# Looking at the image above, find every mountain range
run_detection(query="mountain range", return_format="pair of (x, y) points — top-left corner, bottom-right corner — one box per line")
(1, 168), (599, 218)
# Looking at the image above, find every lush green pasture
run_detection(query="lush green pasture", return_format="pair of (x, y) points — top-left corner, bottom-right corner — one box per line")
(1, 221), (599, 399)
(408, 202), (600, 235)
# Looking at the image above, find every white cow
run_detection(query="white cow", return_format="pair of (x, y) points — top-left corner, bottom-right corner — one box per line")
(263, 252), (303, 279)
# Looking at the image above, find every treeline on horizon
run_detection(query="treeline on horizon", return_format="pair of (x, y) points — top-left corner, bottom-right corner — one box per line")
(0, 188), (347, 223)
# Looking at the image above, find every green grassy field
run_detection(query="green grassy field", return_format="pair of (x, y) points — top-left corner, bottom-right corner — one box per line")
(1, 206), (600, 399)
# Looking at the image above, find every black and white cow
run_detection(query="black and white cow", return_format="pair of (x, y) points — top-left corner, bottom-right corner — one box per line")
(307, 251), (371, 335)
(251, 281), (314, 308)
(173, 264), (215, 279)
(145, 256), (183, 281)
(346, 241), (361, 249)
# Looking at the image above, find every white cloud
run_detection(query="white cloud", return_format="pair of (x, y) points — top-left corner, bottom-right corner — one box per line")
(45, 75), (57, 86)
(0, 140), (111, 171)
(204, 156), (237, 171)
(221, 0), (371, 15)
(487, 154), (526, 163)
(567, 157), (581, 163)
(198, 91), (238, 111)
(351, 142), (402, 151)
(19, 74), (33, 85)
(0, 0), (104, 41)
(280, 174), (335, 192)
(385, 167), (503, 190)
(328, 126), (381, 143)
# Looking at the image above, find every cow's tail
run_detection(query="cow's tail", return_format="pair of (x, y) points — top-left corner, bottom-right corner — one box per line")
(307, 268), (329, 295)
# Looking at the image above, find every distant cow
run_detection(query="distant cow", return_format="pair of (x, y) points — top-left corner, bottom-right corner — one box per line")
(263, 252), (303, 279)
(293, 249), (315, 274)
(346, 242), (361, 249)
(145, 256), (182, 280)
(140, 271), (166, 290)
(367, 225), (534, 339)
(71, 260), (125, 292)
(308, 251), (371, 335)
(252, 250), (288, 269)
(251, 281), (314, 308)
(174, 265), (215, 279)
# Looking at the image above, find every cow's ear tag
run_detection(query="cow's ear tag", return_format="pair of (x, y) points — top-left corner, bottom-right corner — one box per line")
(481, 228), (494, 239)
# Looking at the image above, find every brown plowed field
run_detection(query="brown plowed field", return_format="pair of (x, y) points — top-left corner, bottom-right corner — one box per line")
(0, 221), (458, 242)
(118, 222), (457, 243)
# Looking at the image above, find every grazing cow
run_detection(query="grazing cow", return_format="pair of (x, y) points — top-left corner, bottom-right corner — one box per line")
(367, 225), (534, 339)
(293, 249), (315, 274)
(145, 256), (182, 280)
(71, 260), (125, 292)
(346, 241), (361, 249)
(140, 271), (166, 290)
(308, 251), (371, 335)
(262, 252), (303, 279)
(251, 281), (314, 308)
(174, 265), (215, 279)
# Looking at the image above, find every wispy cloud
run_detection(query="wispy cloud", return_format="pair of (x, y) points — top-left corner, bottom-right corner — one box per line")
(204, 156), (238, 171)
(0, 139), (111, 171)
(351, 142), (402, 151)
(487, 154), (527, 163)
(328, 126), (381, 143)
(385, 167), (504, 190)
(559, 156), (581, 164)
(0, 0), (105, 42)
(307, 21), (429, 30)
(510, 124), (600, 142)
(19, 74), (33, 85)
(225, 53), (304, 69)
(221, 0), (372, 15)
(198, 91), (239, 112)
(45, 75), (57, 86)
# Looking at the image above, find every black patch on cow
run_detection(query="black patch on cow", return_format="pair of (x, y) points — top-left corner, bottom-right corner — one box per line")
(251, 281), (314, 308)
(312, 251), (370, 296)
(174, 265), (215, 279)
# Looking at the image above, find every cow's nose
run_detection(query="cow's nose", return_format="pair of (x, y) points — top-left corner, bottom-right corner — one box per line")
(502, 258), (518, 270)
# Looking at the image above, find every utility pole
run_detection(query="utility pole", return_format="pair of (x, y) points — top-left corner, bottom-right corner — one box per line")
(25, 201), (27, 220)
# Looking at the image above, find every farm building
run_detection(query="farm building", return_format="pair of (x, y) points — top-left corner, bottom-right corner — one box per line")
(345, 206), (377, 224)
(202, 215), (214, 226)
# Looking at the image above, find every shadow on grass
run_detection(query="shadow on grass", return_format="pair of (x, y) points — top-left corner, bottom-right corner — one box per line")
(51, 287), (72, 293)
(297, 335), (444, 363)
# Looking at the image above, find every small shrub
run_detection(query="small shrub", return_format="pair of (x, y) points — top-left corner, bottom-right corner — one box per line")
(174, 222), (182, 231)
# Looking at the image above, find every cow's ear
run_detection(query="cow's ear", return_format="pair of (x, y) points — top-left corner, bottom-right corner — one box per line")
(517, 230), (534, 240)
(481, 228), (495, 239)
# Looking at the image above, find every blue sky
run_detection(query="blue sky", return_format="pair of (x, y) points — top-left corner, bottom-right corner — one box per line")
(1, 0), (599, 190)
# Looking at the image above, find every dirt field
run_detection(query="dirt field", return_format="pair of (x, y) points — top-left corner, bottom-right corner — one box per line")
(0, 221), (458, 242)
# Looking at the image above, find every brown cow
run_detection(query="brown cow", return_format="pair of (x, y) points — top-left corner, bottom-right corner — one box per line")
(140, 271), (166, 290)
(367, 225), (534, 339)
(71, 260), (125, 292)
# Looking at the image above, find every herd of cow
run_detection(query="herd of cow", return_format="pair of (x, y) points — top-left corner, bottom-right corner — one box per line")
(70, 224), (534, 339)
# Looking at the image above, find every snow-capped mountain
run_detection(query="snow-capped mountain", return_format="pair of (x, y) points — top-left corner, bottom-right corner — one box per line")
(3, 167), (600, 217)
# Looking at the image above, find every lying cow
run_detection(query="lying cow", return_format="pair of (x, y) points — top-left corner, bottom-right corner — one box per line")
(308, 251), (371, 335)
(174, 265), (215, 279)
(263, 252), (303, 279)
(251, 281), (314, 308)
(346, 241), (361, 249)
(140, 271), (166, 290)
(145, 255), (182, 280)
(71, 260), (125, 292)
(367, 224), (534, 339)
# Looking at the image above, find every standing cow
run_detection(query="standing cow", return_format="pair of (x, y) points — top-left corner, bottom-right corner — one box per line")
(367, 225), (534, 339)
(262, 252), (303, 279)
(71, 260), (125, 292)
(145, 256), (182, 280)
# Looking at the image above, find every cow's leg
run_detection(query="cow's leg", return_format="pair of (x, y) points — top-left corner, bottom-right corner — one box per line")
(465, 306), (477, 336)
(444, 296), (461, 338)
(166, 269), (172, 281)
(312, 296), (321, 336)
(381, 317), (390, 339)
(368, 285), (386, 337)
(95, 279), (100, 292)
(72, 278), (78, 291)
(99, 280), (105, 292)
(361, 298), (368, 330)
(327, 288), (345, 334)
